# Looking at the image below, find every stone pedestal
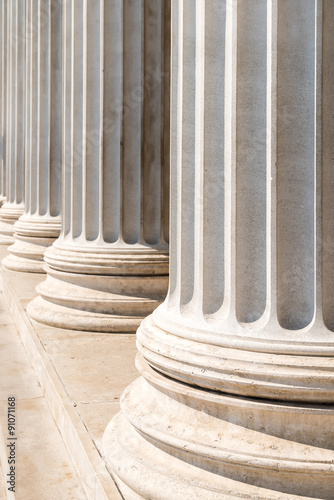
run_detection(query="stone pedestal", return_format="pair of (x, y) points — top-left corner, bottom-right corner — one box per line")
(27, 0), (170, 332)
(3, 0), (62, 273)
(0, 0), (25, 245)
(104, 1), (334, 498)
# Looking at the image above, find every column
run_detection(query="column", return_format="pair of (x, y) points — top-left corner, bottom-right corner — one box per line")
(3, 0), (62, 273)
(104, 1), (334, 498)
(0, 0), (25, 244)
(0, 0), (7, 207)
(27, 0), (170, 332)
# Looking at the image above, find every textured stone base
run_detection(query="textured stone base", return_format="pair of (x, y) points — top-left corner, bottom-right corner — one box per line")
(27, 243), (169, 332)
(2, 237), (54, 273)
(27, 295), (150, 332)
(2, 217), (61, 272)
(27, 266), (168, 332)
(104, 353), (334, 499)
(0, 203), (24, 245)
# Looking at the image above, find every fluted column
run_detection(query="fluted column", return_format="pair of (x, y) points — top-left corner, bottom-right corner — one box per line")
(0, 0), (7, 207)
(0, 0), (25, 244)
(3, 0), (62, 273)
(104, 1), (334, 498)
(27, 0), (170, 332)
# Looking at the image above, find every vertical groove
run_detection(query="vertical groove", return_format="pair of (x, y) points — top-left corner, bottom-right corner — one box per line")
(6, 0), (11, 203)
(235, 0), (267, 323)
(193, 0), (205, 313)
(16, 0), (24, 205)
(277, 0), (315, 330)
(202, 0), (226, 316)
(85, 0), (101, 241)
(62, 0), (72, 237)
(24, 0), (32, 214)
(38, 0), (51, 216)
(179, 0), (195, 307)
(162, 0), (171, 244)
(71, 0), (83, 238)
(142, 0), (162, 245)
(167, 0), (181, 302)
(102, 0), (122, 243)
(30, 0), (38, 215)
(122, 0), (142, 244)
(49, 0), (62, 217)
(322, 0), (334, 330)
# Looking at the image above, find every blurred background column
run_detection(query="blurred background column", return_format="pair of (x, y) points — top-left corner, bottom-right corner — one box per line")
(0, 0), (25, 244)
(27, 0), (170, 332)
(3, 0), (62, 272)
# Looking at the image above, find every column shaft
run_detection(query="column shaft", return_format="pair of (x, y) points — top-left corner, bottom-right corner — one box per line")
(0, 0), (7, 206)
(3, 0), (62, 273)
(27, 0), (170, 332)
(0, 0), (25, 244)
(104, 1), (334, 498)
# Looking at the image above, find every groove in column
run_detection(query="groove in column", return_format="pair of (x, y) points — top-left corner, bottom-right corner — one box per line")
(29, 0), (38, 216)
(322, 0), (334, 331)
(25, 0), (32, 214)
(62, 0), (72, 238)
(102, 0), (122, 244)
(180, 0), (195, 307)
(49, 0), (62, 218)
(167, 0), (182, 301)
(143, 0), (162, 246)
(71, 0), (84, 239)
(15, 0), (25, 206)
(38, 0), (51, 216)
(202, 0), (226, 317)
(277, 0), (315, 330)
(236, 0), (267, 324)
(162, 0), (171, 244)
(122, 0), (142, 245)
(85, 0), (101, 241)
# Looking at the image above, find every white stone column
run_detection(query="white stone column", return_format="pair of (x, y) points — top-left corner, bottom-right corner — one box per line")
(0, 0), (8, 207)
(104, 1), (334, 498)
(27, 0), (170, 332)
(0, 0), (25, 244)
(3, 0), (62, 273)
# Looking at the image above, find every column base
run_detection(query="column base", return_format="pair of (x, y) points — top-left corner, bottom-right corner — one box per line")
(27, 244), (169, 332)
(103, 354), (334, 500)
(0, 203), (24, 244)
(2, 217), (61, 272)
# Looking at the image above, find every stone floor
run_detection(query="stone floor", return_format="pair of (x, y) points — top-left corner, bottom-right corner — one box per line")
(0, 246), (139, 499)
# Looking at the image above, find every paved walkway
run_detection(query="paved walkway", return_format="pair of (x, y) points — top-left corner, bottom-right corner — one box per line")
(0, 246), (139, 499)
(0, 276), (87, 499)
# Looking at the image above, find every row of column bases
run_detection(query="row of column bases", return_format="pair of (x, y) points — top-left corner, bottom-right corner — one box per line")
(1, 0), (334, 498)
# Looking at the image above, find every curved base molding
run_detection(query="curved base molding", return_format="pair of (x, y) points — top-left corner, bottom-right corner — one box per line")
(27, 265), (168, 332)
(103, 354), (334, 500)
(136, 313), (334, 403)
(2, 237), (56, 273)
(2, 216), (61, 272)
(28, 295), (155, 332)
(0, 204), (24, 244)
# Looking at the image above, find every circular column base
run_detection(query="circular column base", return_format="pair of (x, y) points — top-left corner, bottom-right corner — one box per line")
(103, 354), (334, 499)
(2, 216), (61, 272)
(0, 203), (24, 244)
(27, 266), (169, 333)
(2, 237), (56, 273)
